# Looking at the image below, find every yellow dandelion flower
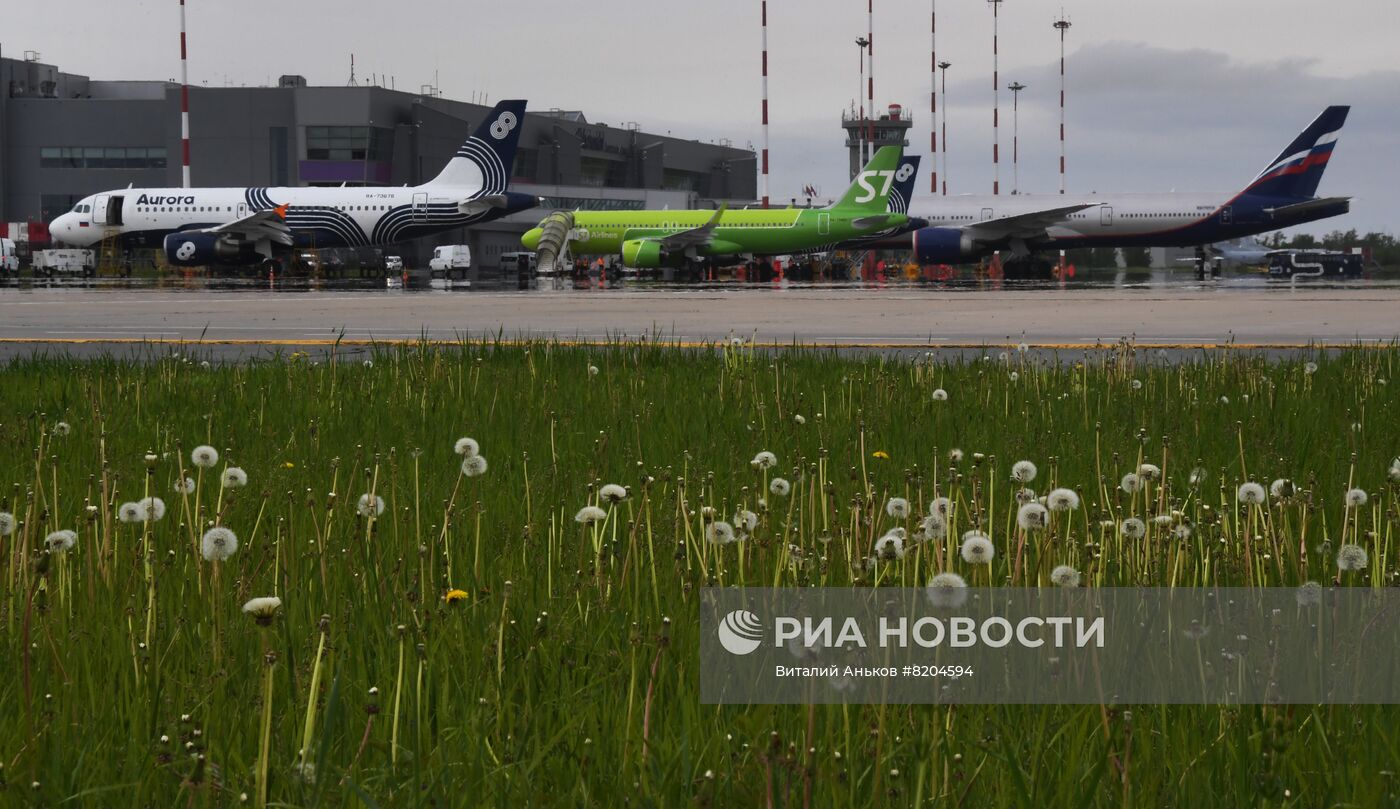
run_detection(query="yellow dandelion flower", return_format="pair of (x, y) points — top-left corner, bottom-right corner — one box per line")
(445, 589), (469, 605)
(282, 461), (295, 469)
(872, 451), (890, 460)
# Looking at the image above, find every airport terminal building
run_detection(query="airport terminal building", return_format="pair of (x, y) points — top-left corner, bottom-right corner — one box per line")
(0, 54), (756, 268)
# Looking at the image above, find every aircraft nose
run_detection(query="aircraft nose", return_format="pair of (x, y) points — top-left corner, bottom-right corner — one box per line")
(521, 227), (542, 251)
(49, 215), (71, 243)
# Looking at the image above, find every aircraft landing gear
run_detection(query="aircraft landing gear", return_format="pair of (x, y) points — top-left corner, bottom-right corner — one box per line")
(1194, 246), (1207, 281)
(262, 258), (282, 279)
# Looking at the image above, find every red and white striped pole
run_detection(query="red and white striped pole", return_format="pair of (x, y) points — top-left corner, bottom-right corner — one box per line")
(866, 0), (874, 164)
(929, 0), (937, 193)
(990, 0), (1002, 195)
(760, 0), (769, 208)
(1055, 15), (1072, 195)
(938, 61), (950, 195)
(179, 0), (191, 188)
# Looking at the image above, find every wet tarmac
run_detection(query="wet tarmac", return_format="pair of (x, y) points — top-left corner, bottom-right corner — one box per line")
(1, 270), (1397, 357)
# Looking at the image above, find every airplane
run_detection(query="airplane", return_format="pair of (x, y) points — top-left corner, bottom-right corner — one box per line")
(48, 100), (539, 274)
(1174, 237), (1276, 268)
(520, 145), (911, 270)
(891, 106), (1351, 278)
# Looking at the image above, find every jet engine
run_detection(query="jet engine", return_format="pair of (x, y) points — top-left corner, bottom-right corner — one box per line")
(621, 239), (666, 268)
(162, 233), (254, 266)
(912, 227), (982, 264)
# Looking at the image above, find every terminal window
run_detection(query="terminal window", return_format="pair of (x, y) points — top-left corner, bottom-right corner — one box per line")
(305, 127), (393, 162)
(40, 147), (167, 169)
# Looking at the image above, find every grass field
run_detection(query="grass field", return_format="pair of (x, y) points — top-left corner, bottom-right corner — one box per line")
(3, 341), (1399, 807)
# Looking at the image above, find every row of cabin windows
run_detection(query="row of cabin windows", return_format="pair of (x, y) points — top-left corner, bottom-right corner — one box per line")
(131, 204), (400, 214)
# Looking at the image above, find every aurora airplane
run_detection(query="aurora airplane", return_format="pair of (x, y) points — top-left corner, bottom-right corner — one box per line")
(48, 100), (538, 273)
(521, 146), (911, 268)
(892, 106), (1351, 273)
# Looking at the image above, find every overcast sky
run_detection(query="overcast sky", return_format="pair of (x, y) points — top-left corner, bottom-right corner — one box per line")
(6, 0), (1398, 234)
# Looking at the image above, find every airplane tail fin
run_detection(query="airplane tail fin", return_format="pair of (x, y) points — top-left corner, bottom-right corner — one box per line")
(831, 145), (905, 211)
(1245, 105), (1348, 199)
(426, 99), (527, 191)
(886, 155), (921, 215)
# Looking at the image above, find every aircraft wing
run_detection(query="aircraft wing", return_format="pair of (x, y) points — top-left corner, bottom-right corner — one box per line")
(963, 202), (1101, 241)
(199, 206), (294, 246)
(658, 205), (726, 251)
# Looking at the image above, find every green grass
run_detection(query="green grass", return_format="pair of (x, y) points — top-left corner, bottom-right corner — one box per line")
(3, 341), (1400, 807)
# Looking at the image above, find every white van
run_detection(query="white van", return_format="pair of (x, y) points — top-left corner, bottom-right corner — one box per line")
(428, 245), (471, 278)
(0, 238), (18, 274)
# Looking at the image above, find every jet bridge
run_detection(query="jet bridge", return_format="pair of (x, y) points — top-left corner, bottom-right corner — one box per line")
(532, 211), (575, 275)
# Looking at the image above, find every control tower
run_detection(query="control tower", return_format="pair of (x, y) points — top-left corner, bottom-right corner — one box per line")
(841, 102), (912, 179)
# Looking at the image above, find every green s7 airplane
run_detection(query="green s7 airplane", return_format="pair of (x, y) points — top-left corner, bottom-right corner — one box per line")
(521, 145), (908, 268)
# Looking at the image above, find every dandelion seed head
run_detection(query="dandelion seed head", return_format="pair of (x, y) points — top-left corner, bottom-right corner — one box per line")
(0, 512), (15, 536)
(221, 467), (248, 489)
(1130, 379), (1143, 390)
(930, 497), (951, 517)
(52, 421), (72, 437)
(191, 445), (220, 469)
(960, 533), (995, 564)
(1011, 460), (1038, 483)
(1137, 463), (1161, 481)
(734, 509), (759, 532)
(1270, 478), (1295, 500)
(1151, 514), (1174, 526)
(1050, 565), (1081, 588)
(794, 414), (806, 424)
(1047, 488), (1080, 512)
(599, 483), (629, 503)
(1120, 473), (1141, 494)
(1304, 361), (1319, 375)
(45, 529), (77, 553)
(875, 531), (906, 560)
(1295, 581), (1323, 606)
(1189, 467), (1208, 486)
(453, 437), (480, 457)
(1345, 488), (1368, 508)
(1015, 487), (1036, 505)
(174, 476), (196, 494)
(918, 512), (947, 540)
(357, 494), (385, 517)
(925, 573), (968, 608)
(1017, 503), (1049, 531)
(948, 448), (964, 463)
(932, 388), (948, 401)
(242, 596), (282, 626)
(118, 502), (144, 523)
(751, 451), (778, 470)
(1337, 543), (1369, 571)
(587, 365), (600, 376)
(200, 526), (239, 561)
(574, 506), (607, 524)
(705, 521), (737, 544)
(769, 477), (791, 497)
(1173, 523), (1193, 541)
(1239, 483), (1268, 504)
(139, 496), (167, 521)
(1009, 371), (1020, 382)
(885, 497), (910, 519)
(461, 455), (488, 477)
(1120, 518), (1146, 540)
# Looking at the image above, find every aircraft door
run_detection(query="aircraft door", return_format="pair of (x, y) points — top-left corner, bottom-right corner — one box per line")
(1220, 206), (1233, 225)
(1100, 206), (1114, 227)
(236, 202), (248, 219)
(980, 207), (994, 222)
(92, 195), (110, 225)
(412, 193), (428, 223)
(818, 212), (830, 235)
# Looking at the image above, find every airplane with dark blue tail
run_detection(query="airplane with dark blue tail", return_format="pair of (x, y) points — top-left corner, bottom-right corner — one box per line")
(48, 100), (540, 274)
(893, 106), (1351, 274)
